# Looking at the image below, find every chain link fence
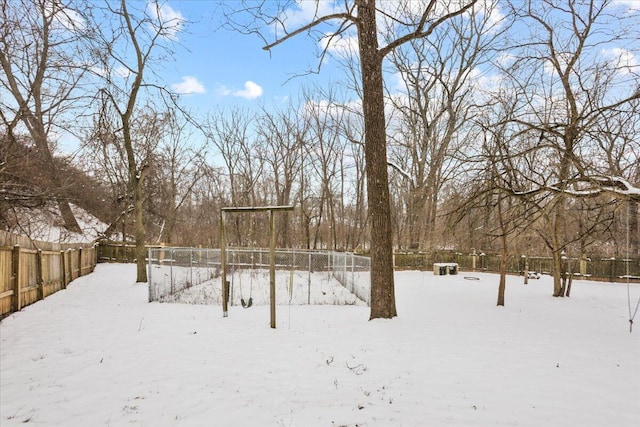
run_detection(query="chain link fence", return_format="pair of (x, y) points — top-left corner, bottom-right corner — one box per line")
(148, 248), (371, 306)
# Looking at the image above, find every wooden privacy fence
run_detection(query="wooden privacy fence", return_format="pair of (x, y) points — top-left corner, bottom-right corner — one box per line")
(392, 251), (640, 282)
(0, 232), (98, 319)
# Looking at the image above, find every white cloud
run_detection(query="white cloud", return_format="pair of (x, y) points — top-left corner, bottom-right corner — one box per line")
(484, 2), (506, 31)
(115, 66), (132, 79)
(281, 0), (337, 28)
(302, 1), (357, 60)
(601, 47), (639, 74)
(215, 81), (264, 100)
(378, 0), (473, 27)
(92, 65), (132, 79)
(171, 76), (206, 95)
(90, 66), (107, 77)
(496, 53), (515, 67)
(468, 67), (504, 93)
(613, 0), (640, 12)
(320, 33), (359, 58)
(147, 1), (185, 40)
(233, 81), (264, 100)
(47, 2), (86, 32)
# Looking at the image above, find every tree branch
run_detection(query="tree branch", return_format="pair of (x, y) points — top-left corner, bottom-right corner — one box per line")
(511, 176), (640, 201)
(379, 0), (477, 58)
(263, 12), (355, 51)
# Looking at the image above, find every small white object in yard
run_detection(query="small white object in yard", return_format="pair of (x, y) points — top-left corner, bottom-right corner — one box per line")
(528, 271), (541, 279)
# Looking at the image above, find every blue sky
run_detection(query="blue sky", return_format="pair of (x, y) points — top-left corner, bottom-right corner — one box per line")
(156, 1), (344, 114)
(51, 0), (638, 153)
(49, 1), (345, 153)
(146, 0), (640, 114)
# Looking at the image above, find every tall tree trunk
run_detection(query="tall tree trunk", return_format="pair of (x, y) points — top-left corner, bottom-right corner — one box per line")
(552, 249), (563, 297)
(497, 193), (508, 306)
(312, 188), (325, 249)
(497, 250), (507, 306)
(406, 187), (427, 249)
(357, 0), (397, 319)
(55, 199), (81, 234)
(123, 114), (147, 282)
(134, 174), (147, 282)
(551, 138), (572, 297)
(124, 126), (147, 283)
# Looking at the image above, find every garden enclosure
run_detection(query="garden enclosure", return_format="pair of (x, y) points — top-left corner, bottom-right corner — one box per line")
(147, 248), (371, 306)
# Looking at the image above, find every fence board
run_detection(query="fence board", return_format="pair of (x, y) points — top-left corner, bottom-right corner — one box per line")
(0, 250), (12, 315)
(41, 251), (63, 298)
(0, 249), (11, 293)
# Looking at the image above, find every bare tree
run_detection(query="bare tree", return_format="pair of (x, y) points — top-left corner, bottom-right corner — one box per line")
(187, 163), (228, 247)
(494, 0), (640, 296)
(480, 111), (532, 306)
(256, 101), (306, 247)
(83, 106), (133, 243)
(339, 106), (368, 251)
(592, 103), (640, 257)
(203, 108), (264, 245)
(148, 113), (206, 245)
(386, 1), (504, 251)
(300, 88), (348, 250)
(0, 0), (97, 233)
(227, 0), (477, 319)
(89, 0), (186, 282)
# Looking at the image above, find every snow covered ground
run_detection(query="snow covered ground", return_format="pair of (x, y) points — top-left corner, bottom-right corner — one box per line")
(1, 263), (638, 426)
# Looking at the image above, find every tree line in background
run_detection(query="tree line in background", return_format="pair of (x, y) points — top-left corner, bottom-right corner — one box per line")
(1, 0), (639, 310)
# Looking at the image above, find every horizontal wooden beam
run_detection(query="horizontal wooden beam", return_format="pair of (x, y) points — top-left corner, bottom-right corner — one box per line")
(221, 205), (294, 213)
(0, 290), (14, 299)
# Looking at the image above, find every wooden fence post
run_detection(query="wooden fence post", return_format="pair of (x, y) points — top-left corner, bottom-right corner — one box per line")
(78, 247), (83, 277)
(471, 249), (477, 271)
(93, 244), (98, 272)
(11, 245), (21, 312)
(68, 248), (74, 281)
(36, 249), (44, 300)
(60, 250), (67, 289)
